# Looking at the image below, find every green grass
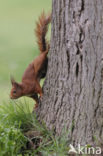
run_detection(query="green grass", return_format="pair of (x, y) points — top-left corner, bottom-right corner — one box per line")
(0, 101), (69, 156)
(0, 0), (51, 103)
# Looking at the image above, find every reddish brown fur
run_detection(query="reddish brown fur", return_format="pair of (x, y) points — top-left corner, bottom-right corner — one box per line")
(35, 11), (51, 52)
(10, 12), (51, 109)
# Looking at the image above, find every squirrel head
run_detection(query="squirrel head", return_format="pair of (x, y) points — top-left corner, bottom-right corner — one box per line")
(10, 76), (23, 99)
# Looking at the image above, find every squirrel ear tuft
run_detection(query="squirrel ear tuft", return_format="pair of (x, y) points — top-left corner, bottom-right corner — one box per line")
(10, 76), (16, 85)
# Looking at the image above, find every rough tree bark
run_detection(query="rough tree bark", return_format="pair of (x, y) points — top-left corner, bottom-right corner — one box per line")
(37, 0), (103, 146)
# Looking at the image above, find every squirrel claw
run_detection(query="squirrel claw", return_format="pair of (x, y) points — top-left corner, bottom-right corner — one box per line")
(40, 97), (43, 101)
(40, 92), (43, 97)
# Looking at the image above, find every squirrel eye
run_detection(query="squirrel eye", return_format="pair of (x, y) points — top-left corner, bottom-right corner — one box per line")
(13, 90), (16, 94)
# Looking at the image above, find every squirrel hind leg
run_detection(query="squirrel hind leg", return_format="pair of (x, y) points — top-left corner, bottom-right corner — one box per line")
(35, 81), (43, 98)
(33, 51), (48, 77)
(38, 57), (48, 79)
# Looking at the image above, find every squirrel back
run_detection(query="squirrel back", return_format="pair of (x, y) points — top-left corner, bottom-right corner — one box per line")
(35, 11), (51, 53)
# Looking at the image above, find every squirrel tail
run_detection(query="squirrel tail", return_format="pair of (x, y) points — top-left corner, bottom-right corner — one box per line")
(35, 11), (51, 53)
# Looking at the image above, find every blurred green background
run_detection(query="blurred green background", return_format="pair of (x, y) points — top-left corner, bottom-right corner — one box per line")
(0, 0), (51, 106)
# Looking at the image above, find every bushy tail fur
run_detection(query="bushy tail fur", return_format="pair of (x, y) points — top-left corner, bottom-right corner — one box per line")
(35, 11), (51, 53)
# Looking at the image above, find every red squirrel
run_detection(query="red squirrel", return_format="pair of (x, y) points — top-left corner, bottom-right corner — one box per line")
(10, 12), (51, 109)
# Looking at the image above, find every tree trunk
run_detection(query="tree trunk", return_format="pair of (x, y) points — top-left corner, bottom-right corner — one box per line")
(37, 0), (103, 146)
